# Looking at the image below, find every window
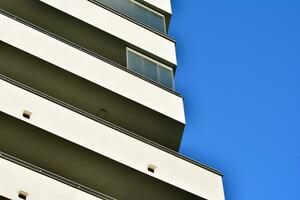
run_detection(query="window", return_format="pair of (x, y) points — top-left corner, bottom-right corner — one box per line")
(96, 0), (166, 33)
(127, 48), (175, 90)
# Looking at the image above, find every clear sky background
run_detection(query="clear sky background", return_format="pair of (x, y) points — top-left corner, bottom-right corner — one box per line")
(169, 0), (300, 199)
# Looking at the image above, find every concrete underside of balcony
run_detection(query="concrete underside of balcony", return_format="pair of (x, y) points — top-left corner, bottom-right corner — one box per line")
(0, 41), (184, 151)
(0, 112), (204, 200)
(0, 196), (10, 200)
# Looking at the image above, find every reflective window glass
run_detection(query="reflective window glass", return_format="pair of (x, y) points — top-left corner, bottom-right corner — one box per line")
(96, 0), (166, 33)
(144, 59), (158, 82)
(147, 11), (165, 33)
(127, 49), (174, 90)
(158, 66), (174, 89)
(127, 50), (144, 75)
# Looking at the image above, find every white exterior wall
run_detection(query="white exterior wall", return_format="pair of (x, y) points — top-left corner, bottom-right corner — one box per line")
(0, 13), (185, 124)
(143, 0), (172, 14)
(0, 79), (225, 200)
(0, 158), (107, 200)
(39, 0), (177, 65)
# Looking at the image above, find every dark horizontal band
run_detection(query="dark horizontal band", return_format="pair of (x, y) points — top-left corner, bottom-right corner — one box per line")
(0, 151), (116, 200)
(0, 73), (222, 176)
(0, 9), (181, 97)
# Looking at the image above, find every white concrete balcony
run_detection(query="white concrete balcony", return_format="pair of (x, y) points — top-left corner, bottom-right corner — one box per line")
(0, 154), (114, 200)
(0, 77), (224, 200)
(144, 0), (172, 14)
(0, 12), (184, 124)
(40, 0), (177, 65)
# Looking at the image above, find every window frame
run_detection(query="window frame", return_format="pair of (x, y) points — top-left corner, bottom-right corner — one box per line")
(126, 47), (175, 90)
(128, 0), (167, 33)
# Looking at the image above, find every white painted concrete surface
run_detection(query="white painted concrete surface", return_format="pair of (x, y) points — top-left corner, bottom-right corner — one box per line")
(0, 158), (106, 200)
(0, 13), (185, 123)
(0, 79), (225, 200)
(143, 0), (172, 14)
(39, 0), (177, 65)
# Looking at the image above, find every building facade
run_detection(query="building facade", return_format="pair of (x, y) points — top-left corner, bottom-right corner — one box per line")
(0, 0), (225, 199)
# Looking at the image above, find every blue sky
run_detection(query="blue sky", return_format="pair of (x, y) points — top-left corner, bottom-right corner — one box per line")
(169, 0), (300, 199)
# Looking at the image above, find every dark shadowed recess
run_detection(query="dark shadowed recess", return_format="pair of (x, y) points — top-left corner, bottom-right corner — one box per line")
(0, 112), (205, 200)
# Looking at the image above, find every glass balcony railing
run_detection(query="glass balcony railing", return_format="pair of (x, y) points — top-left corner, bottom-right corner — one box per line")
(127, 48), (175, 90)
(96, 0), (166, 33)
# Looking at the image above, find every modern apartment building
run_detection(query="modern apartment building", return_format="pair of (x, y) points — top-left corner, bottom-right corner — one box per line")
(0, 0), (225, 199)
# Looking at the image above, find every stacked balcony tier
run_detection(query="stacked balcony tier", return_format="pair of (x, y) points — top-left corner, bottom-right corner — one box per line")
(0, 0), (225, 200)
(0, 75), (224, 200)
(0, 5), (184, 151)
